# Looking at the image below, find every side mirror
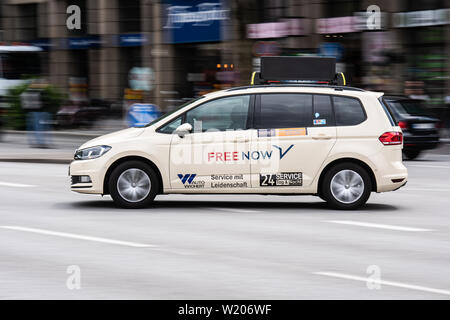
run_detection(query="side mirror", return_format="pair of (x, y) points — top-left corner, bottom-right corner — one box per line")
(174, 123), (192, 138)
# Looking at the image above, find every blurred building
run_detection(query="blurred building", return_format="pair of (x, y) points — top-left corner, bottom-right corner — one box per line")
(0, 0), (449, 120)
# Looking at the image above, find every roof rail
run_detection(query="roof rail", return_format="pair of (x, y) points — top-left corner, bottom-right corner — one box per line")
(227, 84), (365, 92)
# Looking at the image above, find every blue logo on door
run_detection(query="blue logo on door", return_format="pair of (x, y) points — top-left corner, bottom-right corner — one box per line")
(178, 174), (197, 184)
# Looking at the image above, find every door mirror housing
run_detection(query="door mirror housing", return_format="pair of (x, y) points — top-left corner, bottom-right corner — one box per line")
(174, 123), (192, 138)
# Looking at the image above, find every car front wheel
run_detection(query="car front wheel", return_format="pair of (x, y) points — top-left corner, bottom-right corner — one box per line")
(321, 163), (372, 210)
(109, 161), (159, 208)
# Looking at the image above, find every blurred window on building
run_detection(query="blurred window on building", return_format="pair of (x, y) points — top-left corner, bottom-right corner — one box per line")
(68, 50), (89, 79)
(333, 96), (366, 126)
(0, 52), (41, 79)
(119, 0), (142, 33)
(120, 47), (142, 95)
(325, 0), (359, 18)
(17, 3), (38, 40)
(256, 0), (287, 23)
(186, 95), (250, 132)
(407, 0), (446, 11)
(258, 94), (312, 129)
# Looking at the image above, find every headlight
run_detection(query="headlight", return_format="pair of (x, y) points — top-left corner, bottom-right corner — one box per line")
(74, 145), (111, 160)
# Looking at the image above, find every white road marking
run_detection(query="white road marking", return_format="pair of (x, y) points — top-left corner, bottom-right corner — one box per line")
(0, 181), (36, 188)
(213, 208), (261, 213)
(408, 164), (450, 169)
(0, 226), (156, 248)
(314, 271), (450, 296)
(325, 220), (433, 232)
(406, 187), (450, 192)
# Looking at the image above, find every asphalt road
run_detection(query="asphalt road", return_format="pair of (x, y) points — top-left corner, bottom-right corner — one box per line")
(0, 148), (450, 299)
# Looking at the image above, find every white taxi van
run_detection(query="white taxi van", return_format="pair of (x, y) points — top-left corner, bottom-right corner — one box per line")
(69, 57), (407, 209)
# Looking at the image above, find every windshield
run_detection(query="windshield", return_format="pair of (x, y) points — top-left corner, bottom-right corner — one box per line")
(145, 96), (205, 127)
(388, 100), (428, 117)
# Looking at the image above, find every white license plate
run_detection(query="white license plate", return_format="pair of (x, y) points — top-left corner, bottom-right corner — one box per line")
(412, 123), (434, 129)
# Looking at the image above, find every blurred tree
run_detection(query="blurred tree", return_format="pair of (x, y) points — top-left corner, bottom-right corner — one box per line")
(6, 83), (28, 130)
(5, 83), (65, 130)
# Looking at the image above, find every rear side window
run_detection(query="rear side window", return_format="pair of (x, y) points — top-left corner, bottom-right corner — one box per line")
(313, 95), (335, 126)
(258, 94), (312, 128)
(333, 96), (366, 126)
(379, 98), (396, 126)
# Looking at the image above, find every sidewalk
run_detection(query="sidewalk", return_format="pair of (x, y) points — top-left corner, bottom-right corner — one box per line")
(0, 119), (126, 164)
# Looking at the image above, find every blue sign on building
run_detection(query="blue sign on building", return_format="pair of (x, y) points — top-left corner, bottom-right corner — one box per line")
(319, 43), (344, 61)
(61, 36), (101, 50)
(118, 33), (147, 47)
(163, 0), (229, 44)
(127, 104), (161, 127)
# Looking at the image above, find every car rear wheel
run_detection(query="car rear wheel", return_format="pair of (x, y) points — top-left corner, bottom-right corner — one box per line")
(403, 150), (421, 160)
(109, 161), (159, 208)
(321, 162), (372, 210)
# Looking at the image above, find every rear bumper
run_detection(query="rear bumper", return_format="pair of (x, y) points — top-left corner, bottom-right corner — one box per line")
(369, 147), (408, 193)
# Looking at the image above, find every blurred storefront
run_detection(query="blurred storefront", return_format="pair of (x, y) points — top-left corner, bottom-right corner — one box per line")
(0, 0), (449, 122)
(393, 5), (450, 118)
(161, 0), (237, 101)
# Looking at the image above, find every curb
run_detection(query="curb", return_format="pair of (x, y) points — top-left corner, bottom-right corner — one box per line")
(3, 130), (106, 139)
(0, 158), (71, 164)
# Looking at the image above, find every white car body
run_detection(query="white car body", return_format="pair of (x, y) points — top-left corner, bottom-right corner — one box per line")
(69, 85), (408, 209)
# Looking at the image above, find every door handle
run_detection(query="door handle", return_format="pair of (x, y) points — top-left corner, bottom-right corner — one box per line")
(311, 134), (332, 140)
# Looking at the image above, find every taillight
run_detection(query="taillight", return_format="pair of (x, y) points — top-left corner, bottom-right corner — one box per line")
(398, 121), (408, 129)
(379, 132), (403, 145)
(436, 121), (443, 129)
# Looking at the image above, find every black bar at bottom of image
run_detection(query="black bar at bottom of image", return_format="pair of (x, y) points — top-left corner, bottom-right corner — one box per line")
(1, 300), (448, 319)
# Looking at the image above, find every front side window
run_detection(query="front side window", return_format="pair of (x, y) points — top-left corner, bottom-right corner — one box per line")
(148, 96), (205, 128)
(258, 94), (312, 129)
(333, 96), (366, 126)
(185, 95), (250, 132)
(158, 116), (182, 134)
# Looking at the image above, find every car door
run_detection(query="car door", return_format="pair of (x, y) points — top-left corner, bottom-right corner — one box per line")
(169, 94), (255, 192)
(250, 93), (337, 192)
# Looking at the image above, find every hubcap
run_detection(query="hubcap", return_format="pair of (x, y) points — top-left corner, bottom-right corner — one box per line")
(330, 170), (364, 204)
(117, 168), (151, 203)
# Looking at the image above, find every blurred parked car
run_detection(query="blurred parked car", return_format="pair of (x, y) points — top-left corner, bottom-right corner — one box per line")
(56, 99), (111, 128)
(382, 95), (441, 160)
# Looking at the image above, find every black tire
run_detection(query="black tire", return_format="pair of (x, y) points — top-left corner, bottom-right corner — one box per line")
(321, 162), (372, 210)
(403, 150), (421, 160)
(109, 160), (159, 209)
(317, 190), (326, 202)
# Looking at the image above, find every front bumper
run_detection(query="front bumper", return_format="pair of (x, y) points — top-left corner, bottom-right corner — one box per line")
(69, 159), (106, 194)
